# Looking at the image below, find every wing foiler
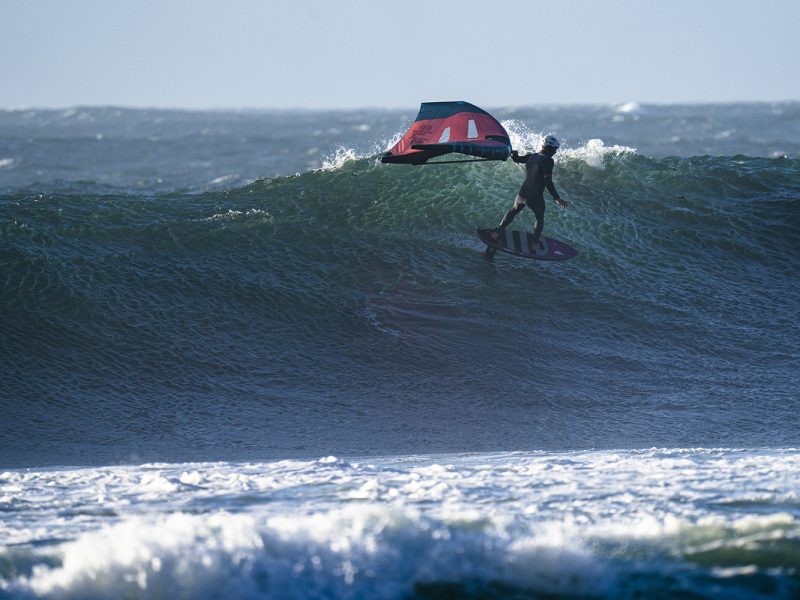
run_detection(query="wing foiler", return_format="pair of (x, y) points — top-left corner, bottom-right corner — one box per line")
(381, 101), (512, 165)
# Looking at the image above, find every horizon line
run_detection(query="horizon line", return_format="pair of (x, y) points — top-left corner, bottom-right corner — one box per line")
(2, 99), (800, 113)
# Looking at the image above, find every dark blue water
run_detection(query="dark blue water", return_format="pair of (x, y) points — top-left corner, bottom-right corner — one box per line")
(1, 103), (799, 600)
(2, 104), (799, 468)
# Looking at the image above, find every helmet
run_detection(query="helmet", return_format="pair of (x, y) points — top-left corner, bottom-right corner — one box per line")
(543, 135), (560, 149)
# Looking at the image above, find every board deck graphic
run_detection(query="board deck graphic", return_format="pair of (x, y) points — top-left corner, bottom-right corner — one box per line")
(478, 228), (577, 261)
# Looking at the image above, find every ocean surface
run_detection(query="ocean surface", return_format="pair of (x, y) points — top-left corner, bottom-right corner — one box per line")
(1, 103), (799, 598)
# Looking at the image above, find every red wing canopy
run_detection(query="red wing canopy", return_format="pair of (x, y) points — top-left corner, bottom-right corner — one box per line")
(382, 101), (512, 165)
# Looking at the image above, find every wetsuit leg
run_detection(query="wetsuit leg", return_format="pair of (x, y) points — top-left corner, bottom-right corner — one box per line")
(498, 205), (524, 230)
(529, 198), (545, 243)
(498, 194), (527, 230)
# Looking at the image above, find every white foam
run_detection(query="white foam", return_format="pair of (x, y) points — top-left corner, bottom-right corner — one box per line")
(317, 130), (403, 170)
(320, 147), (360, 171)
(501, 119), (546, 154)
(562, 138), (636, 169)
(616, 101), (643, 114)
(316, 129), (401, 170)
(179, 470), (204, 486)
(197, 208), (272, 222)
(2, 449), (799, 599)
(502, 119), (635, 169)
(6, 506), (614, 599)
(208, 174), (239, 185)
(0, 158), (15, 169)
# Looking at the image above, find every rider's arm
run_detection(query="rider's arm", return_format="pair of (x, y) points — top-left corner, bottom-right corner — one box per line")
(543, 157), (560, 199)
(510, 150), (529, 164)
(544, 175), (559, 199)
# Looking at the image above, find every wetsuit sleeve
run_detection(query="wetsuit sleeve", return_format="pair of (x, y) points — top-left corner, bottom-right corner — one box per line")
(511, 151), (529, 164)
(543, 157), (559, 198)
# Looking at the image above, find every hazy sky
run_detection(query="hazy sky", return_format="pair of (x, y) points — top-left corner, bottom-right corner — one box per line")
(2, 0), (799, 109)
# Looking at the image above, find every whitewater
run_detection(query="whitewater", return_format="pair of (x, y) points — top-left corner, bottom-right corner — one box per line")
(1, 103), (799, 598)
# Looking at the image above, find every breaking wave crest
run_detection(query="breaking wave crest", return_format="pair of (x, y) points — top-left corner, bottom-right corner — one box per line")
(2, 450), (800, 600)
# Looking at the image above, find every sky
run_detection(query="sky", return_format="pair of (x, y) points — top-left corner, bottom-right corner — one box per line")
(2, 0), (799, 109)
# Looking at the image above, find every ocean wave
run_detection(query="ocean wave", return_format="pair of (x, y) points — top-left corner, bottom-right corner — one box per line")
(2, 450), (800, 599)
(1, 152), (798, 466)
(502, 120), (637, 168)
(1, 509), (610, 600)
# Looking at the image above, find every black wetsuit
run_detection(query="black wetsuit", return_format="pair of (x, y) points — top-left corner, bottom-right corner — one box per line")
(497, 151), (560, 243)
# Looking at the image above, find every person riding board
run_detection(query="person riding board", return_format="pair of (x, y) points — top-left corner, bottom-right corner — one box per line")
(486, 135), (568, 258)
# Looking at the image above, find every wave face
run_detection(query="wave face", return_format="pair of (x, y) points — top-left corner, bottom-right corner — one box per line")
(2, 145), (798, 465)
(2, 449), (800, 600)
